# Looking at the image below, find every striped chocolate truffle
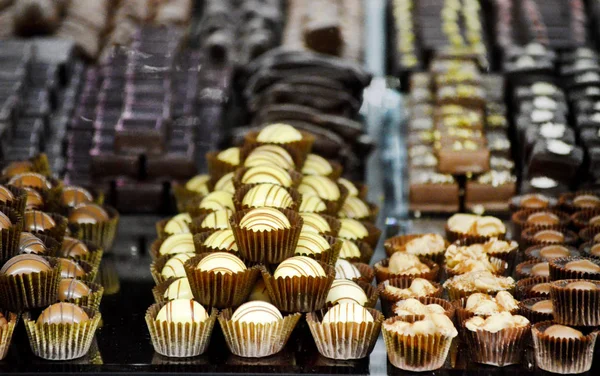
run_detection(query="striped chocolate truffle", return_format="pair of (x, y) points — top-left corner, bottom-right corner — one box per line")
(61, 186), (93, 208)
(338, 178), (360, 197)
(196, 252), (246, 275)
(244, 145), (295, 170)
(231, 301), (283, 324)
(326, 279), (368, 306)
(164, 277), (194, 300)
(217, 147), (240, 165)
(339, 239), (361, 259)
(58, 278), (91, 300)
(0, 185), (14, 201)
(60, 237), (89, 258)
(256, 123), (303, 143)
(335, 259), (362, 280)
(322, 302), (374, 324)
(299, 195), (327, 213)
(200, 209), (233, 230)
(214, 172), (235, 193)
(24, 187), (44, 209)
(298, 176), (340, 201)
(300, 213), (331, 233)
(58, 258), (86, 278)
(301, 154), (333, 176)
(159, 233), (195, 255)
(156, 299), (208, 323)
(0, 254), (51, 276)
(199, 191), (235, 211)
(164, 213), (192, 235)
(242, 183), (294, 209)
(37, 302), (89, 325)
(295, 231), (330, 256)
(24, 210), (54, 231)
(68, 204), (109, 224)
(9, 172), (51, 190)
(338, 219), (369, 240)
(185, 174), (211, 194)
(274, 256), (326, 279)
(241, 165), (293, 187)
(161, 253), (195, 278)
(338, 197), (370, 219)
(239, 207), (291, 231)
(19, 232), (46, 254)
(203, 229), (238, 251)
(2, 161), (33, 177)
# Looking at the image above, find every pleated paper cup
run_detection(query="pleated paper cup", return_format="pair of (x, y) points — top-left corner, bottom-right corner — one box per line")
(519, 298), (554, 324)
(206, 151), (239, 182)
(230, 208), (302, 264)
(61, 281), (104, 311)
(307, 307), (383, 360)
(0, 310), (17, 360)
(172, 183), (203, 213)
(0, 256), (61, 311)
(445, 224), (506, 244)
(463, 322), (531, 366)
(532, 320), (598, 374)
(521, 227), (578, 248)
(549, 256), (600, 281)
(261, 262), (335, 313)
(1, 185), (27, 216)
(515, 260), (549, 280)
(383, 234), (447, 263)
(243, 130), (315, 167)
(193, 231), (238, 256)
(184, 254), (260, 309)
(94, 257), (120, 295)
(392, 297), (455, 321)
(571, 209), (600, 229)
(145, 303), (217, 358)
(374, 258), (440, 283)
(23, 307), (101, 360)
(511, 208), (571, 236)
(295, 235), (341, 266)
(232, 167), (303, 190)
(452, 237), (518, 269)
(69, 206), (119, 251)
(382, 315), (454, 372)
(69, 240), (103, 271)
(559, 191), (600, 213)
(524, 244), (580, 262)
(550, 279), (600, 326)
(515, 276), (551, 299)
(218, 309), (301, 358)
(353, 262), (375, 284)
(0, 205), (23, 264)
(579, 225), (600, 244)
(28, 212), (68, 244)
(233, 184), (302, 212)
(378, 278), (444, 318)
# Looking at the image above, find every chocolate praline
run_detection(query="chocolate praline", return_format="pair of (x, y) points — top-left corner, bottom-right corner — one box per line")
(61, 186), (94, 208)
(18, 232), (46, 254)
(24, 211), (55, 232)
(68, 204), (109, 224)
(58, 278), (91, 300)
(24, 187), (44, 209)
(0, 254), (51, 275)
(1, 161), (33, 177)
(0, 185), (14, 202)
(60, 237), (89, 258)
(58, 258), (86, 278)
(8, 172), (51, 190)
(37, 302), (89, 324)
(0, 211), (11, 230)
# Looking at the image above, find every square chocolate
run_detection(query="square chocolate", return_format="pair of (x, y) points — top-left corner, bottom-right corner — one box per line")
(527, 140), (584, 182)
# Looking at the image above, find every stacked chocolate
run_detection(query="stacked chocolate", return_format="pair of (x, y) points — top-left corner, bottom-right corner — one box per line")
(147, 123), (384, 360)
(407, 54), (516, 213)
(235, 49), (373, 179)
(0, 154), (120, 361)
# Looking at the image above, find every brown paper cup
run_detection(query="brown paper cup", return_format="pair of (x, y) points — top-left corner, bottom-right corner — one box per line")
(532, 320), (598, 374)
(559, 191), (600, 213)
(243, 130), (315, 166)
(374, 258), (440, 283)
(571, 209), (600, 229)
(392, 297), (455, 320)
(579, 225), (600, 244)
(382, 315), (455, 371)
(231, 208), (302, 264)
(0, 310), (17, 360)
(218, 309), (301, 358)
(60, 281), (104, 311)
(146, 303), (217, 358)
(206, 151), (239, 181)
(193, 231), (238, 256)
(172, 183), (204, 213)
(383, 234), (447, 263)
(1, 185), (27, 215)
(521, 227), (578, 248)
(515, 260), (549, 280)
(445, 223), (506, 244)
(445, 257), (507, 278)
(0, 256), (61, 311)
(296, 235), (342, 266)
(519, 298), (554, 324)
(233, 184), (302, 212)
(452, 237), (518, 268)
(353, 262), (375, 284)
(515, 276), (551, 299)
(0, 205), (23, 264)
(509, 194), (559, 212)
(378, 278), (444, 317)
(550, 279), (600, 326)
(463, 323), (531, 366)
(184, 254), (260, 309)
(524, 244), (580, 262)
(94, 257), (120, 295)
(69, 206), (119, 251)
(261, 261), (335, 313)
(23, 307), (101, 360)
(232, 167), (303, 190)
(307, 307), (383, 360)
(511, 208), (571, 236)
(549, 256), (600, 281)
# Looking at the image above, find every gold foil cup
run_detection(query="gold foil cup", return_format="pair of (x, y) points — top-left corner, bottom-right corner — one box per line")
(549, 256), (600, 281)
(524, 244), (580, 262)
(232, 167), (303, 190)
(0, 310), (17, 360)
(243, 130), (315, 167)
(571, 209), (600, 229)
(521, 226), (578, 247)
(172, 183), (203, 213)
(374, 257), (440, 283)
(218, 309), (301, 358)
(579, 225), (600, 244)
(392, 297), (455, 320)
(261, 261), (335, 313)
(233, 184), (302, 212)
(193, 231), (238, 256)
(94, 257), (120, 295)
(70, 240), (103, 270)
(30, 154), (52, 176)
(550, 279), (600, 326)
(0, 205), (23, 264)
(383, 234), (447, 263)
(353, 262), (375, 284)
(382, 315), (455, 371)
(23, 307), (101, 360)
(306, 307), (383, 360)
(463, 322), (531, 366)
(61, 281), (104, 311)
(0, 256), (61, 311)
(73, 259), (98, 283)
(206, 151), (239, 181)
(444, 256), (507, 278)
(145, 303), (217, 358)
(511, 208), (571, 236)
(230, 208), (302, 264)
(69, 206), (119, 251)
(239, 142), (305, 171)
(184, 254), (260, 309)
(378, 278), (444, 318)
(515, 276), (551, 299)
(519, 298), (554, 324)
(532, 320), (598, 374)
(1, 185), (27, 215)
(296, 235), (341, 266)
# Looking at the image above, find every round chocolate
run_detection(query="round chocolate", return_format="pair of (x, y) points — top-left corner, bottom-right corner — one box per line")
(334, 259), (362, 280)
(0, 211), (12, 230)
(295, 232), (330, 256)
(159, 233), (195, 256)
(242, 184), (294, 209)
(595, 233), (600, 243)
(565, 281), (598, 290)
(339, 197), (370, 219)
(60, 237), (89, 258)
(530, 283), (551, 294)
(520, 194), (550, 209)
(274, 256), (326, 279)
(203, 229), (237, 251)
(2, 161), (33, 177)
(539, 245), (570, 260)
(0, 254), (51, 276)
(8, 172), (51, 190)
(564, 259), (600, 273)
(241, 165), (293, 187)
(196, 252), (246, 275)
(300, 213), (331, 233)
(58, 278), (91, 300)
(530, 262), (550, 277)
(161, 253), (195, 278)
(298, 176), (340, 201)
(231, 301), (282, 324)
(58, 258), (86, 278)
(322, 302), (374, 324)
(60, 186), (93, 208)
(200, 209), (232, 230)
(545, 324), (583, 339)
(326, 279), (368, 305)
(199, 191), (234, 211)
(239, 207), (291, 231)
(533, 230), (564, 243)
(19, 232), (46, 254)
(531, 300), (553, 314)
(37, 302), (89, 325)
(299, 195), (327, 213)
(214, 172), (235, 194)
(302, 154), (333, 176)
(244, 145), (295, 170)
(164, 213), (192, 235)
(0, 185), (14, 202)
(339, 219), (368, 240)
(24, 187), (44, 209)
(68, 204), (109, 224)
(164, 277), (194, 300)
(526, 212), (559, 226)
(156, 299), (208, 323)
(338, 178), (359, 197)
(24, 210), (55, 232)
(256, 123), (302, 143)
(573, 195), (600, 209)
(185, 174), (210, 194)
(217, 147), (240, 165)
(339, 239), (361, 259)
